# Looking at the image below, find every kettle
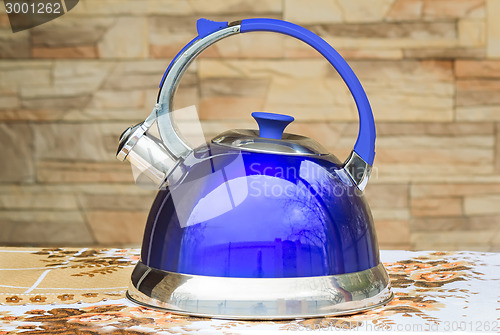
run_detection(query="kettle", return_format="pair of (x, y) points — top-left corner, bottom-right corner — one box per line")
(117, 18), (392, 319)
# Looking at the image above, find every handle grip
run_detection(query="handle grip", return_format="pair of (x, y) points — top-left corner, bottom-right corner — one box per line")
(240, 18), (375, 165)
(157, 18), (376, 165)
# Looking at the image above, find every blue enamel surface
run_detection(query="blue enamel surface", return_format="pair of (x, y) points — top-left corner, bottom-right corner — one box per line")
(252, 112), (294, 139)
(141, 145), (380, 278)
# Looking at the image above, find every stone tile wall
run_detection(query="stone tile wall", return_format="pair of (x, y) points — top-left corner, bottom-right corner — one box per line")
(0, 0), (499, 251)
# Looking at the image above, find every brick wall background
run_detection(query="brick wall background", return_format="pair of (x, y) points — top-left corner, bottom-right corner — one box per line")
(1, 0), (499, 251)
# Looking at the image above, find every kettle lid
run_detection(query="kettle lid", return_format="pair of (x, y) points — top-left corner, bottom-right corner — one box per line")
(211, 112), (329, 156)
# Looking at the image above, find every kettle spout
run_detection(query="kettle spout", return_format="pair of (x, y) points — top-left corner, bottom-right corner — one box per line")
(343, 150), (372, 191)
(116, 121), (185, 188)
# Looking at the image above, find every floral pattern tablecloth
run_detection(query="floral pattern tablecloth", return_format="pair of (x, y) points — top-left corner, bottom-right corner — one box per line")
(0, 248), (498, 334)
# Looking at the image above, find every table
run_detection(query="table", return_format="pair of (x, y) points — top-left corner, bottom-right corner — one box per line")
(0, 248), (498, 333)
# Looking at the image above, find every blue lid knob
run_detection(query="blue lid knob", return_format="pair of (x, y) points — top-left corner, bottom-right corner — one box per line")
(252, 112), (294, 140)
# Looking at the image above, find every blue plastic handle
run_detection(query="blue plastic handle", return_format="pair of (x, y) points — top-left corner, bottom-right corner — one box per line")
(160, 18), (376, 165)
(240, 18), (375, 165)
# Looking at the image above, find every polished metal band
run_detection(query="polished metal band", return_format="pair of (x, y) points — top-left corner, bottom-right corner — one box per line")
(127, 261), (392, 320)
(343, 150), (372, 191)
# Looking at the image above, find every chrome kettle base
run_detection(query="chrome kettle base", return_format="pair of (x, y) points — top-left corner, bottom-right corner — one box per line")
(127, 261), (393, 320)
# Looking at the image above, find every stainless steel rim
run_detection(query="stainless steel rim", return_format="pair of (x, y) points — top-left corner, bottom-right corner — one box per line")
(127, 261), (393, 320)
(211, 129), (330, 156)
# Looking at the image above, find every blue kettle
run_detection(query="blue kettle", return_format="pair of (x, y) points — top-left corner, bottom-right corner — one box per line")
(117, 18), (392, 319)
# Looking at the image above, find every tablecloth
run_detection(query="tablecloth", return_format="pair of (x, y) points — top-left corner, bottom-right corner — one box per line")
(0, 248), (498, 333)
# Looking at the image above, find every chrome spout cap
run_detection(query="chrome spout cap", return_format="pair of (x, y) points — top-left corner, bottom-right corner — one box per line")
(116, 123), (145, 162)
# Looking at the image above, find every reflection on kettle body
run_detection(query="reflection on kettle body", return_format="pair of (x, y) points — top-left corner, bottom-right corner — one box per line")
(140, 151), (378, 279)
